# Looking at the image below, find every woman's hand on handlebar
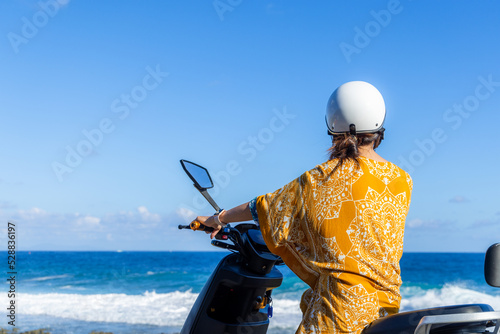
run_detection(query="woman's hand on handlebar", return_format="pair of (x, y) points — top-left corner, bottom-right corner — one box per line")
(191, 203), (253, 239)
(192, 215), (222, 239)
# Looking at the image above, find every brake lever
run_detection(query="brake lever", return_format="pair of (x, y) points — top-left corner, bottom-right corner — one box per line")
(211, 240), (239, 251)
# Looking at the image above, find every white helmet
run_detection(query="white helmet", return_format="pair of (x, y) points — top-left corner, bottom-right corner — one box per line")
(326, 81), (386, 135)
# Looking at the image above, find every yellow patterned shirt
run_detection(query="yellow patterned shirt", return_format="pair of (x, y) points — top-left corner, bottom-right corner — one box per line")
(256, 157), (412, 333)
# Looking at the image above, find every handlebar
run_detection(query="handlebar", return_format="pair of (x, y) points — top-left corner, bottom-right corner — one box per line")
(179, 222), (282, 267)
(178, 221), (214, 232)
(178, 222), (230, 241)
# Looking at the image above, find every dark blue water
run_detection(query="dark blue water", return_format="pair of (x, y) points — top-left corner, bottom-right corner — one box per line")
(401, 253), (489, 291)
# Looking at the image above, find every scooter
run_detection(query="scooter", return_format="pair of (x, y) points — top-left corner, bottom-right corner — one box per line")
(178, 159), (500, 334)
(178, 159), (283, 334)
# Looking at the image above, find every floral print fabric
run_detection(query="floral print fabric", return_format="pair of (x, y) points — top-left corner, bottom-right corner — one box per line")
(256, 157), (412, 333)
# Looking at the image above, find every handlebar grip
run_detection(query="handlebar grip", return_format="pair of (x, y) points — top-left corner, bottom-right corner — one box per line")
(178, 222), (214, 232)
(189, 221), (214, 232)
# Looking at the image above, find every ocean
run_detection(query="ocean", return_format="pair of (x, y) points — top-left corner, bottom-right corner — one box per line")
(3, 251), (500, 334)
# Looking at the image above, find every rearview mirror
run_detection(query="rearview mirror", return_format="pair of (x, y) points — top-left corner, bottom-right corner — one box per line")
(180, 160), (214, 190)
(485, 243), (500, 287)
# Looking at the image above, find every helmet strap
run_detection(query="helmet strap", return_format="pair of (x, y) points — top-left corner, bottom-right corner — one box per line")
(349, 124), (357, 136)
(379, 127), (385, 141)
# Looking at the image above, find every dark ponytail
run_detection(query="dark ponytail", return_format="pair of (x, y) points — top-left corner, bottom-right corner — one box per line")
(327, 129), (384, 173)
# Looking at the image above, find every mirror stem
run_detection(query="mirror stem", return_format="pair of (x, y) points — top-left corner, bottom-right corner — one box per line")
(195, 184), (221, 212)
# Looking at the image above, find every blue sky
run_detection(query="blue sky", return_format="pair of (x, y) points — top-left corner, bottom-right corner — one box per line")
(0, 0), (499, 251)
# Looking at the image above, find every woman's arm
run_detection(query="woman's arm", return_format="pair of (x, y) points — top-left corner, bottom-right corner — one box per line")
(220, 202), (253, 223)
(192, 202), (253, 239)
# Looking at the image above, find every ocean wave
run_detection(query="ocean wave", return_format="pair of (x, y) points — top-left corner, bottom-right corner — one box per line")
(401, 284), (500, 311)
(11, 291), (301, 330)
(60, 285), (87, 291)
(15, 290), (197, 327)
(10, 284), (499, 329)
(268, 298), (301, 330)
(23, 274), (71, 282)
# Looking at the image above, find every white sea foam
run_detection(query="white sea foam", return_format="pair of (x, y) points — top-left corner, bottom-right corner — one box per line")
(9, 285), (499, 329)
(15, 290), (197, 327)
(401, 284), (500, 311)
(12, 290), (301, 329)
(267, 297), (302, 330)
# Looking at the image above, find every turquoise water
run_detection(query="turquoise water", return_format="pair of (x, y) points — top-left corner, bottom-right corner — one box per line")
(4, 251), (500, 333)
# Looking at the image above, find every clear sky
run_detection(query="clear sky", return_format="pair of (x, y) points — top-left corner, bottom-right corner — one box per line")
(1, 0), (499, 252)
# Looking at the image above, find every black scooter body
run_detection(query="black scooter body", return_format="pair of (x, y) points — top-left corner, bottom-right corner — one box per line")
(363, 304), (495, 334)
(181, 252), (283, 334)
